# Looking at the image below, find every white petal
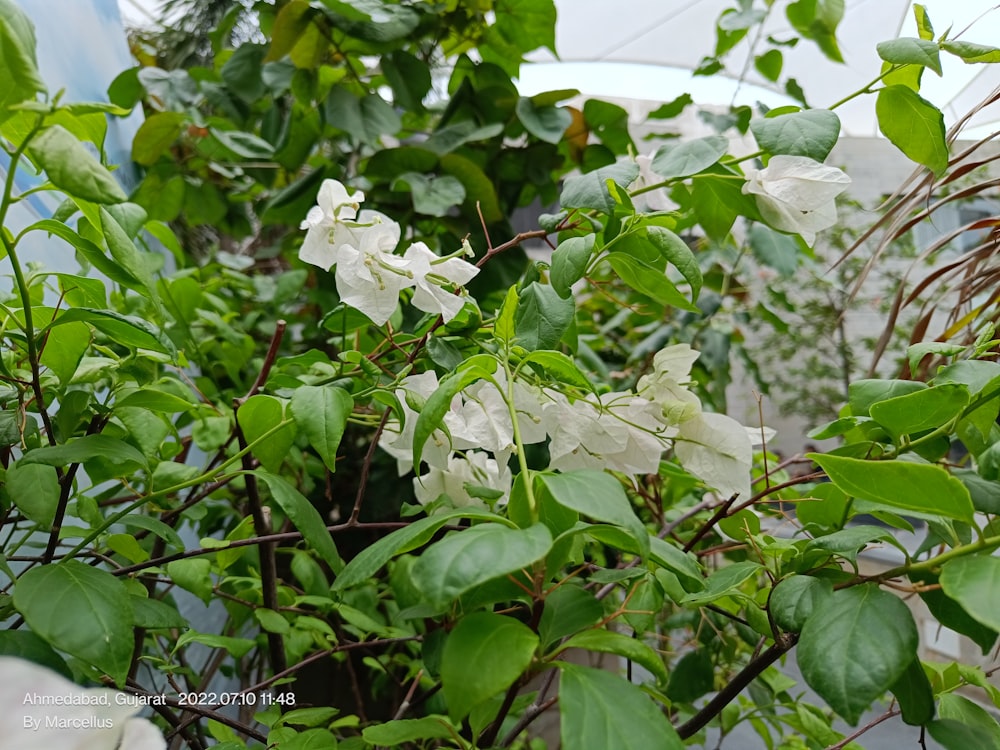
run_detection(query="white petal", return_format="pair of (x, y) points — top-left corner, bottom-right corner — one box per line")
(675, 412), (753, 500)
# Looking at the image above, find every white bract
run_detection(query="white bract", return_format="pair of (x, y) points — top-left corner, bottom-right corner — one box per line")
(742, 155), (851, 245)
(300, 179), (479, 325)
(414, 450), (512, 508)
(0, 656), (166, 750)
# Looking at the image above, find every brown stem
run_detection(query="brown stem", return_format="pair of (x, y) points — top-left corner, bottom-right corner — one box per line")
(676, 634), (798, 739)
(825, 707), (899, 750)
(683, 493), (739, 552)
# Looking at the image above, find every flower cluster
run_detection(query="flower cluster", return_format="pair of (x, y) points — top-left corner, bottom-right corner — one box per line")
(0, 657), (165, 750)
(300, 179), (479, 325)
(379, 344), (766, 508)
(742, 155), (852, 245)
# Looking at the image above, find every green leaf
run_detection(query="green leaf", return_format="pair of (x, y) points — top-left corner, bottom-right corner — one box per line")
(927, 718), (999, 750)
(116, 388), (194, 413)
(876, 85), (948, 175)
(5, 462), (59, 528)
(0, 0), (46, 112)
(521, 350), (594, 393)
(890, 657), (935, 726)
(754, 49), (783, 81)
(560, 162), (640, 213)
(290, 386), (353, 473)
(691, 175), (753, 240)
(100, 207), (159, 305)
(750, 109), (841, 161)
(681, 561), (762, 607)
(131, 112), (185, 165)
(14, 561), (134, 685)
(666, 649), (714, 703)
(550, 235), (594, 297)
(20, 434), (146, 469)
(52, 308), (172, 354)
(131, 596), (187, 630)
(937, 693), (1000, 747)
(605, 252), (698, 311)
(210, 128), (276, 160)
(220, 43), (267, 101)
(941, 41), (1000, 64)
(175, 631), (256, 658)
(877, 37), (942, 75)
(537, 584), (602, 649)
(805, 524), (905, 564)
(516, 96), (571, 144)
(412, 363), (494, 469)
(810, 453), (975, 522)
(538, 471), (649, 557)
(0, 631), (71, 678)
(868, 383), (969, 438)
(255, 471), (343, 572)
(361, 717), (457, 745)
(442, 612), (538, 720)
(30, 125), (126, 204)
(650, 135), (728, 179)
(647, 226), (702, 300)
(325, 88), (400, 145)
(166, 558), (213, 604)
(440, 152), (503, 222)
(332, 508), (500, 592)
(39, 320), (88, 383)
(914, 4), (934, 41)
(237, 395), (295, 472)
(907, 342), (965, 374)
(769, 575), (833, 632)
(749, 224), (801, 277)
(939, 556), (1000, 634)
(848, 378), (927, 415)
(514, 282), (575, 351)
(914, 569), (997, 654)
(559, 664), (683, 750)
(392, 172), (465, 217)
(410, 523), (552, 612)
(797, 585), (918, 725)
(562, 629), (668, 684)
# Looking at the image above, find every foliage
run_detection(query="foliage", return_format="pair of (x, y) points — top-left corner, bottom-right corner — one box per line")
(4, 1), (1000, 750)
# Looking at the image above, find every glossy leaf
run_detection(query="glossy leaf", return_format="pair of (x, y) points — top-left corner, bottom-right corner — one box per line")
(605, 252), (698, 311)
(868, 383), (969, 437)
(769, 575), (833, 632)
(550, 235), (593, 297)
(651, 135), (728, 179)
(290, 385), (353, 473)
(559, 664), (683, 750)
(647, 225), (702, 299)
(237, 395), (295, 472)
(20, 434), (146, 469)
(876, 85), (948, 175)
(30, 125), (126, 204)
(442, 612), (538, 720)
(940, 556), (1000, 633)
(811, 453), (975, 522)
(562, 629), (668, 684)
(798, 585), (918, 725)
(13, 561), (134, 685)
(410, 523), (552, 611)
(255, 471), (342, 572)
(51, 308), (172, 354)
(750, 109), (840, 161)
(514, 282), (575, 350)
(516, 96), (571, 144)
(5, 462), (59, 528)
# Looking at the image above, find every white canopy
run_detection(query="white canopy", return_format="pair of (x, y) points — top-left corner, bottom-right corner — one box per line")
(520, 0), (1000, 138)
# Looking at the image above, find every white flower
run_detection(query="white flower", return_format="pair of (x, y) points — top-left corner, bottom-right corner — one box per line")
(333, 214), (412, 325)
(632, 154), (674, 212)
(675, 411), (754, 501)
(379, 372), (453, 474)
(638, 344), (702, 424)
(742, 155), (851, 245)
(401, 242), (480, 323)
(0, 656), (166, 750)
(299, 179), (365, 271)
(414, 450), (512, 508)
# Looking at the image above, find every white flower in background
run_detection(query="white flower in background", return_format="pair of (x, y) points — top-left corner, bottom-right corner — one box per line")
(596, 393), (673, 477)
(402, 242), (480, 323)
(675, 411), (755, 501)
(742, 155), (851, 245)
(631, 154), (674, 212)
(0, 656), (166, 750)
(638, 343), (702, 424)
(333, 214), (413, 325)
(299, 179), (365, 270)
(414, 450), (512, 508)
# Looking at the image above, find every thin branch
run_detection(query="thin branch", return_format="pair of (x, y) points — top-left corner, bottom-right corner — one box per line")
(824, 707), (899, 750)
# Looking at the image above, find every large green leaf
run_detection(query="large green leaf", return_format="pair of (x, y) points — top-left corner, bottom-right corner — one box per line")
(749, 224), (800, 277)
(538, 471), (648, 556)
(20, 434), (146, 469)
(0, 0), (46, 112)
(605, 252), (698, 311)
(936, 693), (1000, 747)
(51, 308), (172, 354)
(29, 126), (126, 204)
(876, 85), (948, 175)
(514, 282), (575, 350)
(392, 172), (465, 216)
(361, 718), (457, 745)
(561, 629), (668, 684)
(255, 471), (342, 572)
(797, 585), (918, 725)
(848, 378), (927, 415)
(550, 235), (594, 297)
(537, 584), (603, 648)
(290, 385), (353, 473)
(100, 207), (158, 304)
(941, 40), (1000, 64)
(559, 664), (683, 750)
(647, 225), (702, 300)
(13, 561), (134, 685)
(890, 657), (935, 726)
(5, 462), (59, 528)
(939, 556), (1000, 633)
(560, 162), (640, 213)
(442, 612), (538, 720)
(332, 508), (501, 592)
(769, 575), (832, 632)
(913, 569), (997, 654)
(750, 109), (841, 161)
(410, 523), (552, 611)
(877, 37), (942, 75)
(132, 111), (185, 165)
(868, 383), (969, 438)
(810, 453), (975, 522)
(650, 135), (727, 179)
(237, 395), (295, 472)
(516, 96), (572, 144)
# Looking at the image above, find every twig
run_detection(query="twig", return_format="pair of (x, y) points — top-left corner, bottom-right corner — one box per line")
(499, 667), (559, 747)
(683, 494), (739, 552)
(824, 707), (899, 750)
